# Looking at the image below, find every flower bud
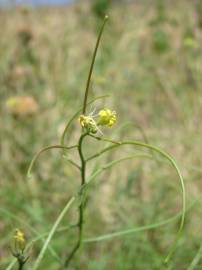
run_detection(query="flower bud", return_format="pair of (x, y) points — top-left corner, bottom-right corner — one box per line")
(14, 229), (26, 252)
(79, 115), (98, 134)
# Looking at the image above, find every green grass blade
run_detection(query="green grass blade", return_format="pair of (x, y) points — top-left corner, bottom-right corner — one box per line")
(5, 260), (16, 270)
(83, 199), (195, 243)
(188, 244), (202, 270)
(32, 196), (75, 270)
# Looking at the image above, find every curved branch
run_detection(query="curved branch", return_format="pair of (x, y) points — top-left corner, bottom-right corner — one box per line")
(81, 153), (151, 192)
(27, 145), (77, 178)
(62, 156), (81, 171)
(115, 121), (158, 161)
(88, 135), (186, 262)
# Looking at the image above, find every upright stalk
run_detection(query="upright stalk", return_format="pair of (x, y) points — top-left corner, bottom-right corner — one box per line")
(64, 15), (108, 268)
(82, 15), (108, 115)
(18, 263), (24, 270)
(63, 133), (88, 268)
(17, 256), (28, 270)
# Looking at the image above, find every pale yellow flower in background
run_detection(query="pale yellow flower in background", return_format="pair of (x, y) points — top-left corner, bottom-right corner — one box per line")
(6, 96), (38, 116)
(183, 37), (198, 49)
(98, 109), (116, 127)
(93, 75), (106, 86)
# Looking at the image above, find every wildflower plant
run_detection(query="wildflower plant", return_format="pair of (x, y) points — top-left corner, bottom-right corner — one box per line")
(10, 229), (29, 270)
(21, 15), (186, 269)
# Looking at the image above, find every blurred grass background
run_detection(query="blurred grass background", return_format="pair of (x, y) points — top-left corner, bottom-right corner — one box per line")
(0, 0), (202, 269)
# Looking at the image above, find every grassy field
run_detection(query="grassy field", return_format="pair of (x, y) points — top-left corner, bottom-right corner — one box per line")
(0, 0), (202, 269)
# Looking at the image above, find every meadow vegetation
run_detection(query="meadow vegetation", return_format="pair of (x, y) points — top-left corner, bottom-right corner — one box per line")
(0, 0), (202, 269)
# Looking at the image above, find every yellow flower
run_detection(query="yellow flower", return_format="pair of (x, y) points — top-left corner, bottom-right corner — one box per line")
(14, 229), (26, 251)
(79, 115), (98, 134)
(98, 109), (116, 127)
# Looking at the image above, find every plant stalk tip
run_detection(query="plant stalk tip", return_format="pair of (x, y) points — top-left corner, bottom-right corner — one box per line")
(82, 16), (108, 114)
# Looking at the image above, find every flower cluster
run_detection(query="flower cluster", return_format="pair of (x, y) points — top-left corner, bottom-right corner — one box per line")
(97, 109), (116, 127)
(79, 108), (116, 134)
(14, 229), (26, 252)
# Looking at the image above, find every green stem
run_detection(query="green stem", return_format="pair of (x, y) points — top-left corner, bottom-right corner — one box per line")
(82, 16), (108, 115)
(18, 263), (24, 270)
(18, 258), (27, 270)
(64, 133), (88, 268)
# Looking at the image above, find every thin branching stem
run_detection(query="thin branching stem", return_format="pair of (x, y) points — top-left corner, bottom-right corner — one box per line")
(63, 133), (88, 268)
(63, 17), (109, 267)
(63, 157), (81, 171)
